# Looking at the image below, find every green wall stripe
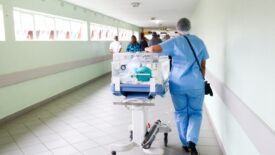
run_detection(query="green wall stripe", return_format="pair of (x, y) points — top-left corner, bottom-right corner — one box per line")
(0, 54), (112, 88)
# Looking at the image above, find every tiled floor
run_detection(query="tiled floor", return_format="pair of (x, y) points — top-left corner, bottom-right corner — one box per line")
(0, 75), (223, 155)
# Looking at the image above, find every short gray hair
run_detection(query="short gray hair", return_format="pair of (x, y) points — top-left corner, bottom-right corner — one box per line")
(176, 18), (191, 33)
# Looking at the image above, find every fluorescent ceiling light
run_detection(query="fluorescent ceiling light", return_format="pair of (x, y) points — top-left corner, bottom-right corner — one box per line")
(150, 19), (160, 24)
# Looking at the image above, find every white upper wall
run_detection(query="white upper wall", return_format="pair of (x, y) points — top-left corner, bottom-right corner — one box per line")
(192, 0), (275, 132)
(192, 0), (275, 154)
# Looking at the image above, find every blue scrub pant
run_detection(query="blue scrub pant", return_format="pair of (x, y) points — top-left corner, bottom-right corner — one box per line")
(171, 89), (204, 146)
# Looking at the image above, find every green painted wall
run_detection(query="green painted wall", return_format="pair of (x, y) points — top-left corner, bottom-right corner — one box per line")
(192, 0), (275, 154)
(0, 0), (140, 119)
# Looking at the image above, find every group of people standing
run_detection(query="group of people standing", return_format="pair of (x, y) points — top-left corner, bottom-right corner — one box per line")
(109, 32), (170, 53)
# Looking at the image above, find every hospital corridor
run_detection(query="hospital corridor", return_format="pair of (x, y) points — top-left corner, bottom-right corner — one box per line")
(0, 0), (274, 155)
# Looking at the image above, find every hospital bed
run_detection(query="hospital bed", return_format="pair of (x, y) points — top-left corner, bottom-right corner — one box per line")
(110, 53), (172, 155)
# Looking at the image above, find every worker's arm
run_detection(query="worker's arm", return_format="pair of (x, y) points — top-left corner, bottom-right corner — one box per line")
(145, 45), (163, 53)
(201, 60), (206, 78)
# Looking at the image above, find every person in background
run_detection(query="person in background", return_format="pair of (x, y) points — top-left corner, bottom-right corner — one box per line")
(109, 36), (122, 54)
(162, 34), (171, 42)
(161, 33), (172, 70)
(140, 32), (148, 51)
(148, 32), (162, 46)
(145, 18), (209, 155)
(126, 35), (141, 52)
(157, 34), (161, 39)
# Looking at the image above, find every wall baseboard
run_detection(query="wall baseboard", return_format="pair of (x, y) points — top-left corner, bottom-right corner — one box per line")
(0, 72), (111, 126)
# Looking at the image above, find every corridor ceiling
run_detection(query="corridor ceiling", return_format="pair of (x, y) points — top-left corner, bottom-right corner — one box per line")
(64, 0), (199, 28)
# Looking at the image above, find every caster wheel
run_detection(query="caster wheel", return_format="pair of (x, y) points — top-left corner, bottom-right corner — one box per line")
(164, 133), (168, 147)
(130, 130), (133, 141)
(111, 151), (116, 155)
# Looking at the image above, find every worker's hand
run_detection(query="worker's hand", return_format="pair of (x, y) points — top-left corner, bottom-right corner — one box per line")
(145, 45), (162, 53)
(145, 47), (151, 53)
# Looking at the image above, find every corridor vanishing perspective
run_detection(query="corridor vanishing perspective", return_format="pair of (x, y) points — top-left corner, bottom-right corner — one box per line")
(1, 0), (275, 154)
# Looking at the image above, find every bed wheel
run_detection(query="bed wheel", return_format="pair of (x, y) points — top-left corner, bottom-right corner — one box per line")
(111, 151), (116, 155)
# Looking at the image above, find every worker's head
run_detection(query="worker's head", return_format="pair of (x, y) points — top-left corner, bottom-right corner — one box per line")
(176, 18), (191, 34)
(114, 36), (118, 41)
(131, 35), (137, 44)
(152, 32), (158, 38)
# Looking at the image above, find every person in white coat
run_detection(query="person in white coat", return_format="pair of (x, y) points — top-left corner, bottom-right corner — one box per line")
(109, 36), (122, 53)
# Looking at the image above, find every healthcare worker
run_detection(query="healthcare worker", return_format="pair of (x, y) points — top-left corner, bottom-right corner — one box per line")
(148, 32), (162, 46)
(145, 18), (209, 155)
(109, 36), (122, 54)
(126, 35), (141, 52)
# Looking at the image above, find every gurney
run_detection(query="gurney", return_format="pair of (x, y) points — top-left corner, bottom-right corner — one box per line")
(109, 52), (171, 155)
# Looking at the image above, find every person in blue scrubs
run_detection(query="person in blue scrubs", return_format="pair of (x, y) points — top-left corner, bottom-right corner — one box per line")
(145, 18), (209, 155)
(127, 35), (141, 52)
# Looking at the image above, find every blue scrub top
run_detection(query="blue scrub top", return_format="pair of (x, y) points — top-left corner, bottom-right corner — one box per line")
(126, 43), (141, 53)
(160, 34), (209, 92)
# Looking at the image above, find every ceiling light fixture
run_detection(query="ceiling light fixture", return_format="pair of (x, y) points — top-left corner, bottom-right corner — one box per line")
(150, 17), (161, 24)
(131, 2), (141, 8)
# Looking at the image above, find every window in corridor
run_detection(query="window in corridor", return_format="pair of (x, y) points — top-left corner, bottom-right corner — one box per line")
(0, 5), (5, 41)
(90, 23), (117, 41)
(13, 8), (88, 41)
(134, 31), (139, 41)
(118, 28), (133, 41)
